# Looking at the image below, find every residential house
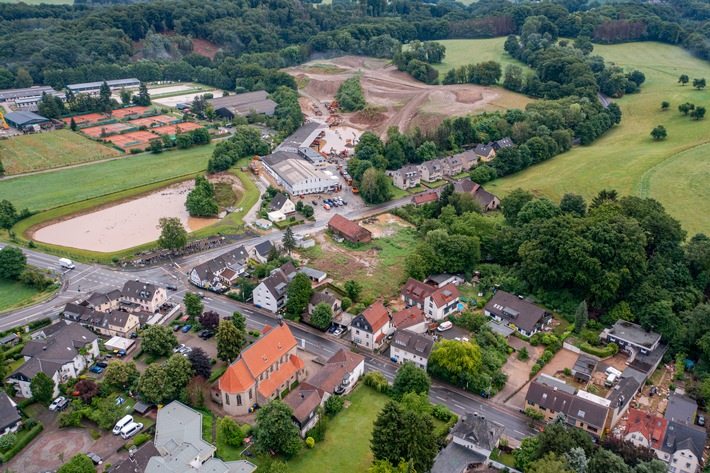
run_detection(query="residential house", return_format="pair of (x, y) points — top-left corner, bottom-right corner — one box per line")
(268, 210), (287, 223)
(453, 178), (500, 211)
(188, 246), (248, 290)
(456, 149), (478, 171)
(623, 408), (668, 454)
(350, 302), (394, 350)
(392, 306), (427, 334)
(424, 274), (464, 288)
(484, 291), (550, 337)
(255, 219), (272, 230)
(212, 322), (307, 416)
(149, 401), (256, 473)
(392, 165), (421, 190)
(474, 144), (495, 162)
(432, 412), (504, 473)
(7, 323), (99, 398)
(308, 291), (341, 317)
(665, 392), (698, 426)
(269, 193), (296, 215)
(284, 348), (365, 437)
(250, 240), (275, 264)
(253, 265), (291, 313)
(390, 331), (435, 369)
(602, 320), (662, 356)
(63, 305), (140, 338)
(662, 421), (707, 473)
(419, 159), (444, 183)
(400, 278), (435, 309)
(424, 284), (461, 321)
(0, 392), (21, 438)
(121, 281), (167, 313)
(607, 376), (642, 427)
(411, 192), (438, 206)
(110, 441), (161, 473)
(442, 155), (463, 176)
(491, 137), (514, 152)
(327, 214), (372, 244)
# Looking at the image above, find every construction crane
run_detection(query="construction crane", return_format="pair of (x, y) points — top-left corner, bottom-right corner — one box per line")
(0, 111), (8, 129)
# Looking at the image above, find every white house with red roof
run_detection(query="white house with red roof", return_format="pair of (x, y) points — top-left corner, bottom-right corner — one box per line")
(211, 321), (306, 416)
(350, 301), (394, 350)
(424, 284), (461, 320)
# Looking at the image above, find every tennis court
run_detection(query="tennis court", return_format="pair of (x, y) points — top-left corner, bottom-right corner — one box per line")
(106, 131), (160, 151)
(129, 115), (178, 127)
(152, 122), (203, 135)
(112, 106), (151, 119)
(82, 123), (135, 137)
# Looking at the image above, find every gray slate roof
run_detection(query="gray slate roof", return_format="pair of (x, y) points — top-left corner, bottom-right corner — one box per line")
(253, 240), (273, 257)
(431, 442), (486, 473)
(391, 331), (434, 359)
(111, 441), (161, 473)
(665, 392), (698, 425)
(607, 320), (662, 349)
(0, 392), (20, 432)
(452, 412), (504, 452)
(269, 193), (290, 212)
(122, 281), (159, 302)
(484, 291), (548, 334)
(662, 420), (707, 459)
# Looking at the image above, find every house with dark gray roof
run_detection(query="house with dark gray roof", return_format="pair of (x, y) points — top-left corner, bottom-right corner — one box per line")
(392, 165), (421, 190)
(432, 411), (504, 473)
(390, 331), (435, 369)
(484, 291), (550, 337)
(121, 281), (167, 313)
(0, 392), (21, 438)
(7, 323), (99, 398)
(418, 159), (444, 183)
(252, 264), (291, 313)
(189, 246), (248, 290)
(110, 441), (161, 473)
(269, 193), (296, 214)
(602, 320), (662, 356)
(149, 401), (256, 473)
(307, 291), (340, 317)
(474, 143), (495, 161)
(665, 392), (698, 426)
(250, 240), (275, 264)
(491, 137), (514, 151)
(662, 421), (707, 473)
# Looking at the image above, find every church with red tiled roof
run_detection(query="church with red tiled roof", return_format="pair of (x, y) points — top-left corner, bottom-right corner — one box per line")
(211, 321), (306, 415)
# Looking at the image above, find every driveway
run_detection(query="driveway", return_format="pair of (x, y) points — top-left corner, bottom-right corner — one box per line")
(8, 403), (129, 473)
(496, 341), (544, 408)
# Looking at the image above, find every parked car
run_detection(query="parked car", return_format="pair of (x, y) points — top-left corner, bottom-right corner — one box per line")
(174, 343), (186, 353)
(117, 350), (126, 357)
(173, 325), (182, 332)
(166, 284), (178, 291)
(200, 330), (214, 339)
(180, 347), (193, 356)
(56, 398), (70, 411)
(89, 366), (103, 374)
(328, 326), (337, 334)
(312, 200), (318, 206)
(333, 328), (343, 337)
(120, 422), (144, 440)
(86, 452), (103, 465)
(698, 415), (705, 427)
(196, 292), (205, 298)
(130, 332), (138, 339)
(113, 415), (133, 435)
(324, 204), (331, 210)
(182, 325), (193, 333)
(49, 396), (66, 411)
(96, 362), (108, 368)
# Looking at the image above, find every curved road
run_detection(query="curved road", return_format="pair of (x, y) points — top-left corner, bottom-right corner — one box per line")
(0, 193), (538, 441)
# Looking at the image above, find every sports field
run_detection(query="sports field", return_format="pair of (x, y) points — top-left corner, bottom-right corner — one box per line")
(0, 130), (122, 175)
(0, 144), (212, 212)
(492, 41), (710, 236)
(434, 38), (521, 74)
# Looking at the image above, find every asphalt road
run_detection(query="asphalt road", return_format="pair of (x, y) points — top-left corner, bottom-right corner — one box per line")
(0, 192), (538, 441)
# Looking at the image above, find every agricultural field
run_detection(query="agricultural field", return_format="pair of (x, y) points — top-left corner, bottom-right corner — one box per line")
(493, 41), (710, 236)
(298, 214), (417, 301)
(0, 130), (122, 175)
(433, 38), (522, 74)
(0, 144), (212, 212)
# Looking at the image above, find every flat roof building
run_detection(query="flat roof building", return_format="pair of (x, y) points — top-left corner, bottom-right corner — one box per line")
(208, 90), (277, 119)
(602, 320), (662, 355)
(0, 86), (56, 102)
(277, 122), (324, 153)
(67, 78), (140, 95)
(4, 111), (49, 128)
(262, 151), (339, 196)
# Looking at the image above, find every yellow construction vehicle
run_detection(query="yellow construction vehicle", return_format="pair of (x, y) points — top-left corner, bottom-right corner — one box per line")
(0, 111), (8, 129)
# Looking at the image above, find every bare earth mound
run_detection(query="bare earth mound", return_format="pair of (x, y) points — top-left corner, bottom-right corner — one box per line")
(285, 56), (533, 136)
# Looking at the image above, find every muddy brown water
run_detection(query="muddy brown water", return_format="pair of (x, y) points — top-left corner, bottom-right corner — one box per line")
(33, 181), (217, 252)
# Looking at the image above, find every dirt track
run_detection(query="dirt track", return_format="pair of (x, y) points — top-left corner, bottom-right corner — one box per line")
(286, 56), (532, 136)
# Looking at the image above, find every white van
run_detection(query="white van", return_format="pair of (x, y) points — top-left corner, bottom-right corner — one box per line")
(113, 415), (134, 435)
(437, 321), (453, 332)
(59, 258), (75, 270)
(121, 422), (143, 440)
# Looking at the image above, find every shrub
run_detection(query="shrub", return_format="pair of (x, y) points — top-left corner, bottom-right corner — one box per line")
(579, 342), (618, 358)
(517, 347), (529, 361)
(670, 383), (676, 391)
(0, 422), (43, 463)
(0, 433), (17, 450)
(306, 437), (315, 448)
(363, 371), (390, 394)
(432, 404), (455, 422)
(58, 410), (83, 428)
(564, 367), (572, 376)
(133, 433), (150, 447)
(23, 418), (37, 430)
(90, 429), (101, 440)
(524, 407), (544, 421)
(324, 395), (344, 417)
(530, 363), (542, 378)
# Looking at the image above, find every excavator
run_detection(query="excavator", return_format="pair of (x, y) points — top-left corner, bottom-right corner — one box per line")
(0, 110), (8, 129)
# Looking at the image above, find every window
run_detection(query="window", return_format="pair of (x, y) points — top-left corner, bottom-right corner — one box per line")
(249, 390), (252, 400)
(225, 394), (230, 405)
(237, 394), (242, 406)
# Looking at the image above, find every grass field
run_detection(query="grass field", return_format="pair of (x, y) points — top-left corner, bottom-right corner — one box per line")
(285, 385), (389, 473)
(0, 280), (54, 313)
(491, 41), (710, 236)
(0, 144), (212, 212)
(0, 130), (123, 175)
(434, 38), (521, 74)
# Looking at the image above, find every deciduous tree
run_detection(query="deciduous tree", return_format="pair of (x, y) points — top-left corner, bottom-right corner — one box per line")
(359, 168), (393, 205)
(157, 217), (187, 250)
(0, 245), (26, 279)
(216, 319), (245, 362)
(138, 364), (176, 405)
(253, 400), (302, 456)
(344, 280), (362, 302)
(678, 74), (689, 86)
(286, 273), (312, 320)
(231, 311), (246, 332)
(392, 362), (431, 399)
(103, 360), (140, 391)
(218, 416), (244, 446)
(74, 379), (99, 404)
(691, 106), (706, 120)
(30, 372), (55, 406)
(141, 325), (178, 357)
(650, 125), (667, 141)
(198, 310), (220, 330)
(184, 292), (204, 319)
(57, 454), (95, 473)
(310, 302), (333, 329)
(188, 347), (212, 380)
(165, 354), (195, 397)
(693, 78), (706, 90)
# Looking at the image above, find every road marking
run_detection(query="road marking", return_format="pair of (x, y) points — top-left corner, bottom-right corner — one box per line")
(436, 396), (446, 402)
(454, 403), (465, 410)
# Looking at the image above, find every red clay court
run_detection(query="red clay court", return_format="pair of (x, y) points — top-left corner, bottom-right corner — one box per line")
(129, 115), (178, 127)
(81, 123), (135, 137)
(105, 130), (160, 151)
(62, 113), (111, 127)
(152, 122), (203, 135)
(112, 106), (151, 119)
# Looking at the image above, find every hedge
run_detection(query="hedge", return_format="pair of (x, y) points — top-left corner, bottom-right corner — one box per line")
(433, 413), (458, 441)
(579, 342), (618, 358)
(0, 422), (43, 464)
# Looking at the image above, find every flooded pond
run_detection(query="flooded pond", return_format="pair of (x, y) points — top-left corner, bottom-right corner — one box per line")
(33, 181), (218, 252)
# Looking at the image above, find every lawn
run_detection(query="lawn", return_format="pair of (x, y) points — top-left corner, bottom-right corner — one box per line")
(0, 144), (212, 212)
(0, 130), (122, 175)
(300, 225), (419, 301)
(285, 385), (389, 473)
(0, 280), (55, 313)
(421, 179), (448, 189)
(493, 41), (710, 236)
(433, 38), (522, 74)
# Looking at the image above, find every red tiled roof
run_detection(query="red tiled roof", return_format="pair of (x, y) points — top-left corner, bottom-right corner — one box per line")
(284, 388), (323, 423)
(257, 357), (299, 398)
(392, 306), (425, 330)
(217, 359), (255, 393)
(401, 278), (435, 305)
(327, 348), (364, 373)
(242, 324), (297, 378)
(413, 193), (438, 205)
(624, 408), (668, 450)
(429, 284), (460, 308)
(328, 214), (371, 240)
(361, 302), (390, 333)
(375, 332), (386, 343)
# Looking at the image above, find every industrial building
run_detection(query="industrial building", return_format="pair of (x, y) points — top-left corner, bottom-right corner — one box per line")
(277, 121), (325, 153)
(208, 90), (277, 120)
(0, 86), (56, 102)
(66, 78), (140, 95)
(262, 151), (339, 195)
(4, 111), (50, 129)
